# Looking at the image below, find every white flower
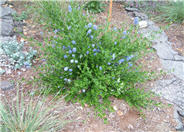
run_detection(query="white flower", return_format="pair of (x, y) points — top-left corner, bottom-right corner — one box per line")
(70, 59), (74, 63)
(82, 89), (86, 93)
(68, 79), (71, 83)
(112, 53), (116, 60)
(64, 67), (69, 71)
(75, 60), (78, 63)
(80, 54), (83, 59)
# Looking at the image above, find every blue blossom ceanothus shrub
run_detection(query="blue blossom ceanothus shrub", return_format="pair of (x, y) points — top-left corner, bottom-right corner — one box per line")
(37, 2), (154, 119)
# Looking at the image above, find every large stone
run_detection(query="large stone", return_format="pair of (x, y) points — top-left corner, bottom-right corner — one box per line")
(152, 78), (184, 109)
(0, 36), (15, 42)
(1, 17), (14, 36)
(0, 1), (6, 5)
(152, 43), (177, 60)
(174, 55), (184, 61)
(160, 59), (184, 80)
(0, 7), (16, 18)
(0, 80), (14, 90)
(138, 21), (148, 28)
(134, 12), (148, 20)
(0, 67), (5, 75)
(0, 6), (15, 36)
(174, 108), (184, 131)
(125, 7), (139, 12)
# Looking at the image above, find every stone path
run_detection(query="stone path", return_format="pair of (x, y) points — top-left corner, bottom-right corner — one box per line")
(126, 7), (184, 131)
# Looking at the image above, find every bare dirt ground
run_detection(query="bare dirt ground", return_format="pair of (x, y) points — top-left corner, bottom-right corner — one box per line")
(0, 1), (179, 132)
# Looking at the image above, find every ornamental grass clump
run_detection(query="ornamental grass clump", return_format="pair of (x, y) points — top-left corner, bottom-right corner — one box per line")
(37, 2), (154, 119)
(0, 86), (69, 132)
(155, 1), (184, 23)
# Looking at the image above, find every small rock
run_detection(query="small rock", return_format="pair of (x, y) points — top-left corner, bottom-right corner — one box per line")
(139, 21), (148, 28)
(178, 109), (184, 117)
(128, 124), (134, 129)
(0, 48), (4, 55)
(9, 5), (13, 8)
(125, 7), (139, 12)
(33, 60), (37, 64)
(174, 108), (184, 131)
(6, 69), (11, 74)
(113, 105), (118, 111)
(21, 68), (26, 72)
(20, 38), (25, 42)
(0, 68), (5, 75)
(109, 112), (115, 118)
(134, 12), (148, 20)
(0, 0), (6, 5)
(0, 80), (14, 91)
(0, 6), (16, 18)
(127, 12), (134, 17)
(1, 17), (14, 36)
(17, 71), (22, 75)
(15, 26), (23, 34)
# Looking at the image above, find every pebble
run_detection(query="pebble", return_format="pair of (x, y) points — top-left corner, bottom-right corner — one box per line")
(33, 60), (37, 63)
(128, 124), (134, 129)
(17, 71), (22, 75)
(139, 21), (148, 28)
(21, 68), (26, 72)
(109, 112), (116, 118)
(6, 68), (11, 74)
(113, 105), (118, 111)
(0, 67), (5, 75)
(125, 7), (139, 12)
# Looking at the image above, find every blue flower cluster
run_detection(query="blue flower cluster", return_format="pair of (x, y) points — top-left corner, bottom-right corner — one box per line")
(108, 52), (134, 68)
(86, 23), (98, 40)
(134, 17), (139, 25)
(68, 5), (72, 12)
(86, 43), (101, 57)
(61, 39), (80, 83)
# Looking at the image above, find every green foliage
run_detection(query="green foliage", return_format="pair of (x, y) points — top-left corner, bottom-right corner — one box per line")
(0, 86), (69, 132)
(36, 2), (154, 119)
(13, 11), (28, 21)
(155, 1), (184, 23)
(84, 1), (105, 14)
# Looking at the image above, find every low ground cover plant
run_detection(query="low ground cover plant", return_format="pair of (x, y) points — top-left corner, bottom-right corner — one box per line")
(36, 2), (154, 119)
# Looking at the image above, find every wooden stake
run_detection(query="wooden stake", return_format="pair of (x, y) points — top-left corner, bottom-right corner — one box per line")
(108, 0), (113, 29)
